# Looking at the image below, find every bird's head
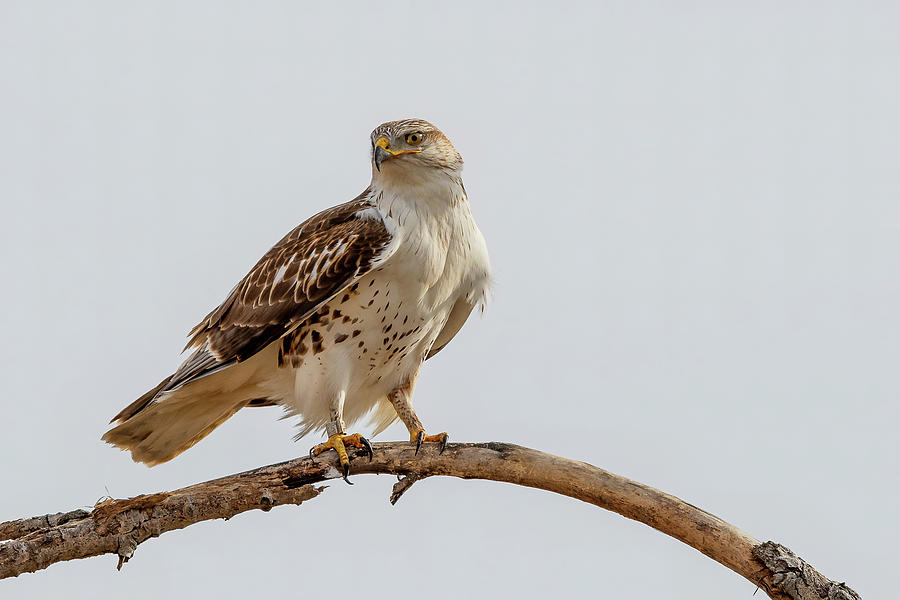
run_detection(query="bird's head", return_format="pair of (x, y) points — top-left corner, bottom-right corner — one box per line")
(370, 119), (463, 179)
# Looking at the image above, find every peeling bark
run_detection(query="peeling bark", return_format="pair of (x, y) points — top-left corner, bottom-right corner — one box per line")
(752, 542), (862, 600)
(0, 442), (860, 599)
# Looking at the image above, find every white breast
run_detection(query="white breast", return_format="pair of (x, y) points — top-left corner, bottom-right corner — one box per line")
(263, 173), (491, 439)
(375, 174), (491, 311)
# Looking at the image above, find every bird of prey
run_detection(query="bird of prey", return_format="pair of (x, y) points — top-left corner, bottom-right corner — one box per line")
(103, 119), (492, 481)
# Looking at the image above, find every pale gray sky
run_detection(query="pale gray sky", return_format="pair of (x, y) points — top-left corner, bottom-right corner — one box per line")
(1, 2), (897, 598)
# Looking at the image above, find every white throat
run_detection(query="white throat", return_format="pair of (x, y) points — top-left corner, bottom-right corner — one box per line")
(366, 161), (490, 315)
(370, 164), (467, 229)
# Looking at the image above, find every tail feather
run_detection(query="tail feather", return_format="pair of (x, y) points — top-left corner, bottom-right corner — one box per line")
(109, 375), (175, 424)
(104, 345), (279, 465)
(102, 387), (251, 466)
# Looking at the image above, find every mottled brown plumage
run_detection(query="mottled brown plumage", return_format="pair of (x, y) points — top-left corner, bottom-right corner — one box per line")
(106, 192), (392, 431)
(189, 192), (391, 362)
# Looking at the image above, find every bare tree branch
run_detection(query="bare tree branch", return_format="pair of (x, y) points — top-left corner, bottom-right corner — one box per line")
(0, 442), (861, 599)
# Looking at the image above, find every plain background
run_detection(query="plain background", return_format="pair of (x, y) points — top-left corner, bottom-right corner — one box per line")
(1, 2), (897, 598)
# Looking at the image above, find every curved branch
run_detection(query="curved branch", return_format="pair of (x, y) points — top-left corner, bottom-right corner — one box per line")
(0, 442), (860, 599)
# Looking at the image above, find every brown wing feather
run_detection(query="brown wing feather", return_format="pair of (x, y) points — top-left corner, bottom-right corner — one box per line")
(175, 189), (392, 381)
(108, 190), (393, 427)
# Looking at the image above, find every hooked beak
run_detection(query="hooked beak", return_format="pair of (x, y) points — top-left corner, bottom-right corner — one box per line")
(373, 136), (421, 171)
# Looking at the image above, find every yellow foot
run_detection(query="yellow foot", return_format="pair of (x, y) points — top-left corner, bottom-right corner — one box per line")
(309, 433), (373, 484)
(409, 429), (449, 455)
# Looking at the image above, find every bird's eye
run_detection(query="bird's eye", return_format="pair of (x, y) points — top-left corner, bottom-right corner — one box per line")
(405, 132), (424, 146)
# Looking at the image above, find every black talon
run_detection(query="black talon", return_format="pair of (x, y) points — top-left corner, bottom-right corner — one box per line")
(342, 461), (353, 485)
(309, 447), (316, 461)
(439, 434), (449, 454)
(415, 430), (424, 455)
(360, 435), (374, 461)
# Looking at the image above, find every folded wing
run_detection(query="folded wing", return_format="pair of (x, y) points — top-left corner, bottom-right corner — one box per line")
(111, 191), (395, 423)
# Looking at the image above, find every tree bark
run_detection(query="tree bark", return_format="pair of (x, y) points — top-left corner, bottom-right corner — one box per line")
(0, 442), (861, 599)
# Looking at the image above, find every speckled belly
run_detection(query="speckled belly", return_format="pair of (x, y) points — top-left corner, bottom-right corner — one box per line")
(273, 270), (449, 427)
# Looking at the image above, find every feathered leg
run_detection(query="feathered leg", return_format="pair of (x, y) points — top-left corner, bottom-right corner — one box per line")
(388, 381), (449, 454)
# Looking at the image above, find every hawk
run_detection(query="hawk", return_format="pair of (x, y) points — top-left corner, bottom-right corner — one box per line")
(103, 119), (492, 481)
